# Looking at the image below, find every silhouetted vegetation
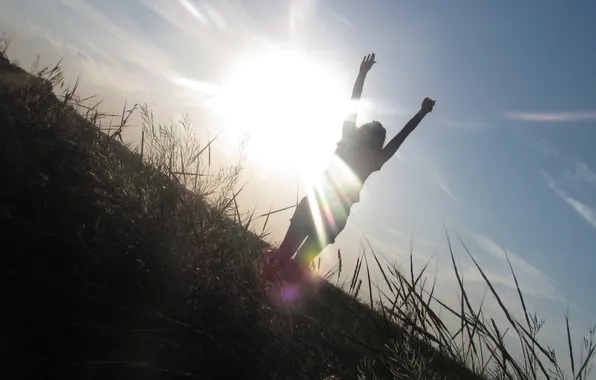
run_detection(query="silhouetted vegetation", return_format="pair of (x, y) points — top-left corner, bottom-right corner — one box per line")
(1, 41), (594, 379)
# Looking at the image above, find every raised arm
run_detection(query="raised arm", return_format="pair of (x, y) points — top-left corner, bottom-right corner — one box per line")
(342, 53), (376, 138)
(379, 97), (436, 164)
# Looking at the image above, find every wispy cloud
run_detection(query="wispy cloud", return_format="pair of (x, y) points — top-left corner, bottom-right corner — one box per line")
(472, 232), (564, 302)
(3, 0), (242, 107)
(432, 172), (459, 202)
(373, 227), (565, 304)
(545, 172), (596, 230)
(395, 152), (459, 203)
(506, 111), (596, 122)
(532, 136), (596, 230)
(565, 199), (596, 229)
(386, 228), (437, 248)
(512, 128), (562, 159)
(59, 0), (175, 76)
(169, 76), (220, 96)
(327, 7), (354, 29)
(532, 138), (560, 157)
(574, 161), (596, 186)
(177, 0), (209, 26)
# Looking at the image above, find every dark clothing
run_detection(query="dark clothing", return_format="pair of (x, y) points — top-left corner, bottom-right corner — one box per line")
(334, 124), (384, 184)
(289, 128), (383, 247)
(290, 187), (349, 248)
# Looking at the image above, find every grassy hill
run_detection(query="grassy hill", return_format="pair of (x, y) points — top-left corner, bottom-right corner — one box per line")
(1, 47), (593, 380)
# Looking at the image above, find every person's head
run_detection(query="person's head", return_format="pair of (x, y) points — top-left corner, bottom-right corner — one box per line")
(358, 121), (386, 150)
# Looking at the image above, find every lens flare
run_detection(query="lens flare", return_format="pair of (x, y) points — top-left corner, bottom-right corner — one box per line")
(307, 155), (362, 250)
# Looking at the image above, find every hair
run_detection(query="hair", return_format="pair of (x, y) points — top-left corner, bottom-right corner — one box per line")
(358, 121), (386, 150)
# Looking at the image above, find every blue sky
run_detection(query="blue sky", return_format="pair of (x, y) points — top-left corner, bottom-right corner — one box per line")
(2, 0), (595, 365)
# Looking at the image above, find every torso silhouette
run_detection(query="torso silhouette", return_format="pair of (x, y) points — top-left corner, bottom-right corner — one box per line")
(315, 130), (383, 217)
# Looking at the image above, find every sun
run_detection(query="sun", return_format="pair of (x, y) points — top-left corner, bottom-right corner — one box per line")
(210, 49), (350, 185)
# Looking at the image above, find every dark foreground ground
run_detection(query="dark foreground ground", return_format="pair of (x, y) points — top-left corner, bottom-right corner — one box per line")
(2, 50), (586, 380)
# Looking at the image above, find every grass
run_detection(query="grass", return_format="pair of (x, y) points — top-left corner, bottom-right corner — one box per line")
(1, 40), (595, 380)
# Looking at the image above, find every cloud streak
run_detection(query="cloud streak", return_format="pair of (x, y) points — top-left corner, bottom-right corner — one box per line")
(59, 0), (176, 77)
(574, 161), (596, 186)
(472, 232), (564, 302)
(395, 153), (459, 203)
(544, 172), (596, 230)
(387, 228), (437, 248)
(506, 111), (596, 122)
(433, 172), (459, 202)
(532, 138), (560, 157)
(566, 199), (596, 229)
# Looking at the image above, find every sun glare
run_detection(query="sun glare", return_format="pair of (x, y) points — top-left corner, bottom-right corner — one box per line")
(210, 49), (350, 185)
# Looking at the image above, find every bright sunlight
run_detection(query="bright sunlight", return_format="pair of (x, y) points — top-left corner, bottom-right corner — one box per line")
(209, 49), (352, 184)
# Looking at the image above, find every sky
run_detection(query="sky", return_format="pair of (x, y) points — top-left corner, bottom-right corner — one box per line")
(2, 0), (595, 371)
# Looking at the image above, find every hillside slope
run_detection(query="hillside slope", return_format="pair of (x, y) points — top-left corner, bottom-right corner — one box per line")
(1, 51), (545, 380)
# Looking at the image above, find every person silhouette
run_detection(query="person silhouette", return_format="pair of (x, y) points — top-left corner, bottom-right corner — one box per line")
(275, 53), (436, 280)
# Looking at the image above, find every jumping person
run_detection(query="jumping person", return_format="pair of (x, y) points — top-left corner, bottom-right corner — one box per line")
(276, 53), (436, 278)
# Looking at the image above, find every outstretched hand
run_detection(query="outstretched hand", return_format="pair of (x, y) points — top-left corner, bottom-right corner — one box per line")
(359, 53), (376, 74)
(421, 97), (436, 113)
